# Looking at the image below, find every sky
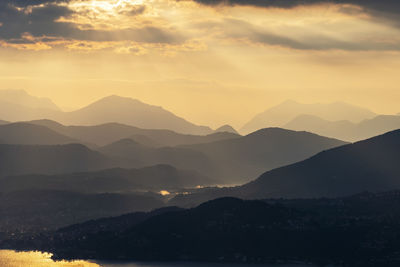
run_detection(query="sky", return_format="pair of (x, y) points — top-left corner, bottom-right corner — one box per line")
(0, 0), (400, 128)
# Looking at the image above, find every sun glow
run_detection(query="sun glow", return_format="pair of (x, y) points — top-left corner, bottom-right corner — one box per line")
(85, 0), (129, 11)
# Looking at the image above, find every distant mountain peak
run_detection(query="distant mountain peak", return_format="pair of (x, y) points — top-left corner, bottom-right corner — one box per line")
(241, 100), (376, 134)
(65, 95), (213, 135)
(0, 89), (60, 111)
(88, 95), (151, 107)
(215, 124), (238, 134)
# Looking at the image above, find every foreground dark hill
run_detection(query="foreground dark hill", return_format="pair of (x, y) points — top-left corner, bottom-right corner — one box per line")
(0, 123), (76, 145)
(0, 165), (214, 194)
(0, 144), (110, 177)
(285, 114), (400, 142)
(182, 128), (347, 183)
(61, 95), (212, 135)
(241, 100), (376, 134)
(28, 120), (239, 147)
(14, 193), (400, 266)
(0, 190), (164, 233)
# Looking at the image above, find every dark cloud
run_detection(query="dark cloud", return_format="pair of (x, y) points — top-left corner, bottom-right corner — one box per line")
(0, 1), (183, 45)
(192, 0), (400, 12)
(192, 0), (400, 19)
(209, 18), (400, 51)
(189, 0), (400, 50)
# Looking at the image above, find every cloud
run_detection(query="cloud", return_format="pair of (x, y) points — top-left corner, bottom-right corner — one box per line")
(202, 17), (400, 51)
(191, 0), (400, 12)
(191, 0), (400, 23)
(3, 0), (70, 7)
(0, 1), (183, 46)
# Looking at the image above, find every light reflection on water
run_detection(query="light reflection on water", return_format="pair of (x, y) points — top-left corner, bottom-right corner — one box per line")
(0, 250), (99, 267)
(0, 250), (309, 267)
(97, 262), (308, 267)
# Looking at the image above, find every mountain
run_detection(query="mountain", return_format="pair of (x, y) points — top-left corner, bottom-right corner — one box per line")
(241, 100), (376, 134)
(0, 165), (215, 194)
(357, 115), (400, 140)
(98, 139), (218, 178)
(0, 144), (111, 177)
(0, 99), (60, 122)
(60, 95), (213, 135)
(214, 124), (238, 134)
(0, 123), (76, 145)
(170, 129), (400, 206)
(238, 129), (400, 199)
(0, 89), (60, 111)
(284, 114), (357, 141)
(0, 91), (214, 135)
(28, 119), (239, 147)
(17, 194), (400, 265)
(0, 90), (61, 122)
(182, 128), (347, 183)
(0, 120), (9, 125)
(0, 190), (164, 233)
(284, 114), (400, 142)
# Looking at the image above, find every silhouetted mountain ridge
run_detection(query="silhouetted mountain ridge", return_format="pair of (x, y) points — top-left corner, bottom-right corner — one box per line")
(12, 194), (400, 265)
(214, 124), (238, 134)
(285, 114), (400, 141)
(0, 89), (60, 111)
(0, 164), (215, 194)
(241, 100), (376, 134)
(60, 95), (213, 135)
(0, 123), (76, 145)
(98, 138), (219, 178)
(0, 190), (164, 233)
(0, 143), (110, 177)
(171, 128), (400, 206)
(181, 127), (347, 183)
(0, 91), (213, 135)
(28, 119), (239, 147)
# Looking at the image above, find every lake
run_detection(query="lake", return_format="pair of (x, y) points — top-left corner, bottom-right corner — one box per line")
(0, 250), (311, 267)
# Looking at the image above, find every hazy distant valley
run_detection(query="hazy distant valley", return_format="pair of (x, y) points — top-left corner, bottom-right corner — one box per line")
(1, 90), (400, 266)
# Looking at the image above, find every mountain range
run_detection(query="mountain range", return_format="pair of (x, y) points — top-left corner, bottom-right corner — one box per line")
(0, 165), (214, 194)
(0, 90), (212, 135)
(2, 90), (398, 143)
(0, 144), (110, 177)
(181, 128), (346, 183)
(0, 89), (60, 111)
(12, 193), (400, 266)
(0, 124), (345, 185)
(0, 123), (76, 145)
(241, 100), (377, 134)
(171, 128), (400, 206)
(284, 114), (400, 142)
(58, 95), (213, 135)
(26, 119), (239, 147)
(0, 190), (164, 233)
(241, 128), (400, 198)
(99, 128), (346, 184)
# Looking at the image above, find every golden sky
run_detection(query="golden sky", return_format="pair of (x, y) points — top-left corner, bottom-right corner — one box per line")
(0, 0), (400, 128)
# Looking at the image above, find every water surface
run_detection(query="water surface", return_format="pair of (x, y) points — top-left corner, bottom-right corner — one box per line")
(0, 250), (310, 267)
